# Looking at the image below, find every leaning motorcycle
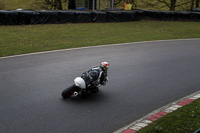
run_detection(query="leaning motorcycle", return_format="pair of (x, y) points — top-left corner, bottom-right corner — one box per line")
(61, 77), (102, 99)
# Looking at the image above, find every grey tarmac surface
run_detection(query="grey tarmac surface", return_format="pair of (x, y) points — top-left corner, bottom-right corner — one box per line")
(0, 39), (200, 133)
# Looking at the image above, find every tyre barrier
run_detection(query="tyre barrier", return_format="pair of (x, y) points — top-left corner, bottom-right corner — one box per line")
(0, 9), (200, 25)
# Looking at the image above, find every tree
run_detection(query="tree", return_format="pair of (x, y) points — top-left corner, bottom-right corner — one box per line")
(170, 0), (176, 10)
(55, 0), (62, 10)
(144, 0), (176, 11)
(156, 0), (177, 11)
(144, 0), (199, 11)
(188, 0), (199, 10)
(45, 0), (62, 10)
(196, 0), (199, 8)
(114, 0), (123, 6)
(31, 0), (65, 10)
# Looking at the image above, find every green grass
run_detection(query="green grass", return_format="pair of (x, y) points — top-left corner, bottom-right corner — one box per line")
(137, 98), (200, 133)
(0, 21), (200, 57)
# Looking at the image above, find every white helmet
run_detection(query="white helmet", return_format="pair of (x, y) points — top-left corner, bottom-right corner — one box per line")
(100, 62), (109, 71)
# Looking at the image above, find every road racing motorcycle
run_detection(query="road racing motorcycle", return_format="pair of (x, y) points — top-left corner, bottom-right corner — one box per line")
(61, 70), (106, 99)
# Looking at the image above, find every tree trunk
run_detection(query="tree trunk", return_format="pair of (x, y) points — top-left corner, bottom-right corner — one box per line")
(55, 0), (62, 10)
(170, 0), (176, 11)
(196, 0), (200, 8)
(191, 0), (195, 10)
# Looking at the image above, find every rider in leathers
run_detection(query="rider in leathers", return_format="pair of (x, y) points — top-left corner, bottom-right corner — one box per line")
(81, 62), (109, 93)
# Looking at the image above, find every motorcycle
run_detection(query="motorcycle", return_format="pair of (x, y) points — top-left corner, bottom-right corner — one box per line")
(61, 77), (102, 99)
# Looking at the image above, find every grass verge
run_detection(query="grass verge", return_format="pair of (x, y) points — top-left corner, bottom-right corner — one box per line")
(0, 21), (200, 57)
(137, 98), (200, 133)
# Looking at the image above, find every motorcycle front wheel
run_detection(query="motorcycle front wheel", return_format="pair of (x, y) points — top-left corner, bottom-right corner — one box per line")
(61, 85), (76, 99)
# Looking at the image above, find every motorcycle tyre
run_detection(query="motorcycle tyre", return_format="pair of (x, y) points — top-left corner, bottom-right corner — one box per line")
(61, 85), (76, 99)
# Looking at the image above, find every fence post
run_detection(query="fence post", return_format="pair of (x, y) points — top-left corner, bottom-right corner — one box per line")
(93, 0), (95, 10)
(111, 0), (114, 10)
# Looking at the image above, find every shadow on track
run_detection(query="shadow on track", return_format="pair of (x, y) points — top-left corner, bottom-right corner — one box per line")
(60, 91), (109, 104)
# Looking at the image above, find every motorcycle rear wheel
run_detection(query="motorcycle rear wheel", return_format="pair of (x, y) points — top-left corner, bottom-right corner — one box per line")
(61, 85), (76, 99)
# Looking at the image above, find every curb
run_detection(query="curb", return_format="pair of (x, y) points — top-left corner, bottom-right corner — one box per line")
(114, 91), (200, 133)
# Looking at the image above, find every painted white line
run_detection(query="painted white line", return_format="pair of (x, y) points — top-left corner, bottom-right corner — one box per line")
(164, 105), (182, 113)
(164, 109), (174, 113)
(194, 94), (200, 98)
(190, 94), (200, 100)
(141, 120), (152, 124)
(190, 96), (199, 100)
(1, 38), (200, 60)
(135, 123), (148, 128)
(130, 125), (143, 131)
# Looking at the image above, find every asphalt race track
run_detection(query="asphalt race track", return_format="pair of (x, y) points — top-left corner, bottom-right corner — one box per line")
(0, 39), (200, 133)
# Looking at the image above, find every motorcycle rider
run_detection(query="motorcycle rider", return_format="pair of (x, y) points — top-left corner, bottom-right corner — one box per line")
(81, 62), (109, 93)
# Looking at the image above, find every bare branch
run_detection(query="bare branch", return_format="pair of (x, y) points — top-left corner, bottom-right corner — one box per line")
(114, 0), (123, 6)
(157, 0), (170, 8)
(176, 0), (193, 7)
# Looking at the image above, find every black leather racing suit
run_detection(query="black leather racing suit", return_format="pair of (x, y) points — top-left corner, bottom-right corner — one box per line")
(81, 66), (108, 90)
